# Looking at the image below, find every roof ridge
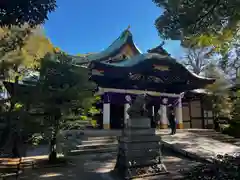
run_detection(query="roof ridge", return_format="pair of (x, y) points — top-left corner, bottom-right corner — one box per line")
(106, 28), (132, 49)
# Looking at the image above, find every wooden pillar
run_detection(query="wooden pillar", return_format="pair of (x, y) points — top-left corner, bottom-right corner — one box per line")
(188, 101), (193, 128)
(103, 93), (110, 129)
(124, 103), (130, 128)
(200, 96), (205, 129)
(124, 95), (131, 128)
(176, 96), (183, 129)
(160, 105), (168, 129)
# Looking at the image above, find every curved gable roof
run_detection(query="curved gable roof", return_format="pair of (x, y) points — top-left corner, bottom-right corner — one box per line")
(71, 29), (141, 65)
(90, 53), (215, 93)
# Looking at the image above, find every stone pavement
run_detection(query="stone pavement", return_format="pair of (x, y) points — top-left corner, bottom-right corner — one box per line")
(5, 129), (240, 179)
(58, 128), (240, 163)
(161, 129), (240, 162)
(15, 150), (200, 180)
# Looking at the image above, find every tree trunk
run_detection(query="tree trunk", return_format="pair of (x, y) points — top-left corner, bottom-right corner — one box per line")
(48, 109), (61, 163)
(49, 135), (57, 163)
(213, 111), (220, 131)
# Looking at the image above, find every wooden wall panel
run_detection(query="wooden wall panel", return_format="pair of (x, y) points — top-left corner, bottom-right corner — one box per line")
(182, 106), (190, 121)
(190, 101), (201, 118)
(191, 119), (203, 128)
(183, 122), (191, 129)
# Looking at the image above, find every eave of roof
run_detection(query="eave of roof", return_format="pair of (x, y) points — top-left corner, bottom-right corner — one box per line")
(71, 29), (142, 65)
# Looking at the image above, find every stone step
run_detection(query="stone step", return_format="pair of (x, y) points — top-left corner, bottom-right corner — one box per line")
(66, 137), (119, 155)
(119, 135), (161, 143)
(76, 142), (118, 150)
(67, 146), (118, 156)
(82, 136), (117, 141)
(81, 138), (117, 145)
(68, 142), (163, 156)
(68, 144), (169, 156)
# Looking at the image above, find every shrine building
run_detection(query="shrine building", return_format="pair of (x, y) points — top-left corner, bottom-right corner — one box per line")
(71, 28), (215, 129)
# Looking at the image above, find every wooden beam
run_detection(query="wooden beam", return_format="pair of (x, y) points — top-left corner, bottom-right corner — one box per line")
(96, 87), (182, 98)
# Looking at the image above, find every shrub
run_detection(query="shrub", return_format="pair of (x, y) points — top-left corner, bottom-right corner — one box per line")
(180, 154), (240, 180)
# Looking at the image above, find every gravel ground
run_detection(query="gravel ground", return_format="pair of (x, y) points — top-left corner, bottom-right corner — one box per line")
(14, 148), (201, 180)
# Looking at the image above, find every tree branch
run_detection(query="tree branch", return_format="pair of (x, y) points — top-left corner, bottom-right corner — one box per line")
(191, 0), (221, 28)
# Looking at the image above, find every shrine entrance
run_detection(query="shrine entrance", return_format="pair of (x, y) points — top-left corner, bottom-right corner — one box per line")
(108, 99), (160, 129)
(110, 104), (124, 129)
(97, 88), (185, 129)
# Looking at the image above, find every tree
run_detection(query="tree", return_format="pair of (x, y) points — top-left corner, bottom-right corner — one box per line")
(181, 32), (230, 75)
(228, 90), (240, 137)
(0, 0), (57, 27)
(37, 51), (96, 162)
(0, 26), (54, 156)
(153, 0), (240, 40)
(218, 32), (240, 78)
(182, 28), (240, 81)
(0, 26), (54, 79)
(0, 26), (54, 118)
(182, 45), (214, 75)
(204, 63), (233, 130)
(0, 26), (32, 79)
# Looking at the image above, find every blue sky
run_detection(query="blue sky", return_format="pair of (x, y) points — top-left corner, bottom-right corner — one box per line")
(44, 0), (183, 59)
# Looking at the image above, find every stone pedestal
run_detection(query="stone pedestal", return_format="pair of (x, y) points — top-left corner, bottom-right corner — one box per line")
(114, 117), (168, 179)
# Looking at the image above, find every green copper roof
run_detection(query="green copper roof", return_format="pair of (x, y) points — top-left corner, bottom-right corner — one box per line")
(90, 53), (215, 93)
(71, 29), (141, 65)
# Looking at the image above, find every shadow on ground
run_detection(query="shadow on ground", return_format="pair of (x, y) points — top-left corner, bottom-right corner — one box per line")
(187, 129), (240, 146)
(15, 153), (116, 180)
(10, 149), (201, 180)
(162, 133), (216, 157)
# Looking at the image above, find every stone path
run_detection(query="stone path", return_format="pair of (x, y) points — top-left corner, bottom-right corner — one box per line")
(15, 150), (200, 180)
(4, 129), (240, 179)
(58, 128), (240, 163)
(161, 129), (240, 162)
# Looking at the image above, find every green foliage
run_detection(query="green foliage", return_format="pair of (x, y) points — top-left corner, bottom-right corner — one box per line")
(0, 0), (57, 27)
(0, 26), (54, 80)
(21, 30), (54, 70)
(88, 105), (100, 116)
(60, 115), (89, 130)
(30, 133), (45, 146)
(219, 32), (240, 77)
(204, 63), (233, 119)
(39, 51), (95, 109)
(232, 90), (240, 119)
(13, 103), (23, 110)
(153, 0), (240, 40)
(0, 27), (31, 57)
(37, 51), (96, 131)
(0, 27), (55, 147)
(226, 90), (240, 137)
(181, 26), (234, 75)
(180, 154), (240, 180)
(1, 50), (97, 148)
(182, 30), (233, 50)
(34, 51), (97, 160)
